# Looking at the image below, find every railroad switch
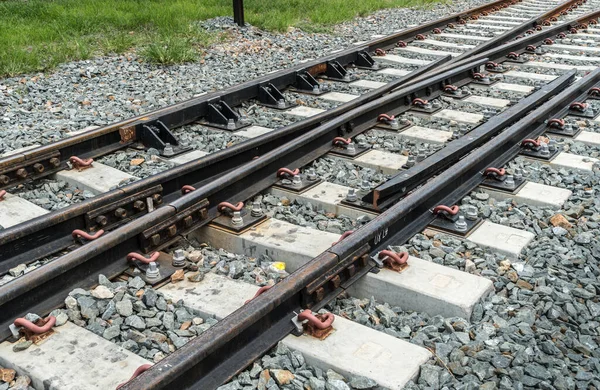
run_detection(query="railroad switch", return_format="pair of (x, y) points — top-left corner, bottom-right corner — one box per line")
(428, 205), (481, 236)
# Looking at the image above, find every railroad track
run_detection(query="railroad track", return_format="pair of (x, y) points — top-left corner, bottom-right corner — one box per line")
(0, 0), (600, 388)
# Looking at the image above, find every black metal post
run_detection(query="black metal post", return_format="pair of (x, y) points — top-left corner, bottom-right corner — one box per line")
(233, 0), (244, 26)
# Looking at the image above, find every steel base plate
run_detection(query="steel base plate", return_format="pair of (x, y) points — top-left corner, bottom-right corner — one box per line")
(428, 215), (481, 236)
(258, 101), (298, 111)
(287, 86), (328, 96)
(505, 57), (529, 64)
(568, 108), (597, 119)
(545, 125), (583, 138)
(471, 78), (500, 86)
(319, 75), (358, 83)
(480, 177), (526, 194)
(375, 122), (412, 132)
(487, 67), (510, 74)
(352, 63), (389, 71)
(199, 120), (252, 132)
(329, 145), (371, 158)
(442, 91), (471, 100)
(520, 148), (560, 161)
(160, 145), (193, 158)
(340, 198), (380, 213)
(587, 95), (600, 100)
(410, 105), (442, 115)
(272, 178), (322, 193)
(124, 252), (179, 286)
(210, 212), (267, 234)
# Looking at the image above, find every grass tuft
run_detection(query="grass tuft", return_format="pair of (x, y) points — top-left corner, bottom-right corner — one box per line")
(0, 0), (443, 76)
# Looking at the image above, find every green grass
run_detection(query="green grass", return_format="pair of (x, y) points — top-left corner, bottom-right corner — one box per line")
(0, 0), (441, 76)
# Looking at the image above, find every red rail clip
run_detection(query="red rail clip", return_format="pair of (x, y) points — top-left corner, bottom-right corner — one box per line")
(244, 285), (272, 305)
(72, 229), (105, 241)
(13, 316), (56, 335)
(332, 137), (351, 146)
(332, 230), (354, 246)
(0, 190), (6, 201)
(521, 138), (540, 148)
(116, 364), (153, 390)
(483, 167), (506, 178)
(277, 168), (300, 178)
(181, 185), (196, 195)
(378, 250), (409, 272)
(217, 201), (244, 213)
(127, 252), (160, 264)
(298, 309), (335, 329)
(69, 156), (94, 170)
(433, 205), (459, 215)
(548, 118), (565, 128)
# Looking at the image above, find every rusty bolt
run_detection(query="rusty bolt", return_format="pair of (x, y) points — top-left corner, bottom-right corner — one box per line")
(347, 264), (356, 277)
(133, 200), (146, 211)
(95, 215), (108, 226)
(33, 163), (45, 173)
(16, 168), (27, 179)
(199, 209), (208, 219)
(183, 215), (193, 228)
(330, 275), (341, 289)
(314, 287), (325, 302)
(167, 224), (177, 237)
(114, 208), (127, 218)
(0, 175), (9, 185)
(152, 194), (163, 204)
(49, 158), (60, 168)
(151, 234), (161, 246)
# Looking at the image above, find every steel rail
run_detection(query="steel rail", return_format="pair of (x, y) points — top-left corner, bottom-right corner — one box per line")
(0, 58), (487, 341)
(0, 56), (450, 276)
(452, 0), (586, 60)
(0, 0), (524, 192)
(4, 0), (578, 274)
(365, 9), (600, 207)
(0, 0), (577, 271)
(125, 68), (600, 390)
(434, 9), (600, 75)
